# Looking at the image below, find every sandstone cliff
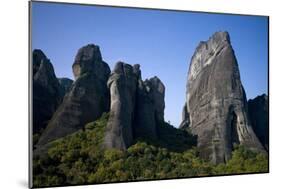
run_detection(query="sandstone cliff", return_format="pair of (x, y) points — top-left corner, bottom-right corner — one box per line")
(104, 63), (165, 150)
(180, 31), (265, 164)
(37, 44), (110, 146)
(33, 49), (62, 134)
(58, 77), (73, 97)
(248, 94), (269, 150)
(103, 62), (139, 150)
(134, 76), (165, 140)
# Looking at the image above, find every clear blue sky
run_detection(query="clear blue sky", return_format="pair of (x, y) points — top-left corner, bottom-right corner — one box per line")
(31, 2), (268, 127)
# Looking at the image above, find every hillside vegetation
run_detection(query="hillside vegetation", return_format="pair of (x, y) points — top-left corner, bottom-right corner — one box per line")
(33, 113), (268, 188)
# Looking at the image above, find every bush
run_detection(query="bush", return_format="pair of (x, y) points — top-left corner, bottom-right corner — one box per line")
(33, 115), (268, 188)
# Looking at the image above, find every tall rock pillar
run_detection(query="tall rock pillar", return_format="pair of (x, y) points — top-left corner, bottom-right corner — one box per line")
(181, 32), (264, 164)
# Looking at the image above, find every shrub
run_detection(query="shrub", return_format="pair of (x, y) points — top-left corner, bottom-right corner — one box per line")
(33, 116), (268, 188)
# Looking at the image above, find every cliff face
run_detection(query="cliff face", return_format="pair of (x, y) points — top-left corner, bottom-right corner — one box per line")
(34, 44), (166, 151)
(103, 62), (139, 150)
(33, 37), (267, 162)
(37, 44), (111, 146)
(248, 94), (269, 150)
(58, 78), (73, 96)
(180, 32), (264, 164)
(33, 49), (62, 134)
(134, 76), (165, 140)
(104, 62), (165, 150)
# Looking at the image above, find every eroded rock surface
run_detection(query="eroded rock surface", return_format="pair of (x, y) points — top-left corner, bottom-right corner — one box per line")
(58, 77), (73, 97)
(37, 44), (110, 146)
(134, 76), (165, 140)
(248, 94), (269, 150)
(179, 104), (190, 129)
(33, 49), (62, 134)
(104, 62), (139, 150)
(181, 31), (264, 164)
(104, 62), (166, 150)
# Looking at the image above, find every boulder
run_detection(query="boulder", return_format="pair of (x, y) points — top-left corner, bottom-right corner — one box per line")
(248, 94), (269, 150)
(33, 49), (62, 134)
(182, 31), (264, 164)
(37, 44), (110, 146)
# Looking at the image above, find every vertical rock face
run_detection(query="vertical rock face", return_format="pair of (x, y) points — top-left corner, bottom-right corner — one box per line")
(33, 49), (62, 133)
(181, 32), (264, 164)
(104, 62), (166, 150)
(104, 62), (139, 150)
(179, 104), (190, 129)
(72, 44), (103, 80)
(58, 78), (73, 97)
(37, 44), (110, 146)
(248, 94), (269, 150)
(149, 77), (165, 123)
(134, 76), (165, 140)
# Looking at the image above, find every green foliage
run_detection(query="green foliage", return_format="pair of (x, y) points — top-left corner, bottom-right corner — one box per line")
(135, 121), (197, 152)
(33, 114), (268, 188)
(214, 146), (268, 174)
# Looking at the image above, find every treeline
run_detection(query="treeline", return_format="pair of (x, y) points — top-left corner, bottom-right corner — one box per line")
(33, 113), (268, 188)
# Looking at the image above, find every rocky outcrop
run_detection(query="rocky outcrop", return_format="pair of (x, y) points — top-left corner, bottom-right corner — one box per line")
(179, 104), (190, 129)
(248, 94), (269, 150)
(134, 77), (165, 140)
(181, 31), (264, 164)
(104, 62), (166, 150)
(37, 44), (110, 146)
(33, 49), (62, 133)
(58, 78), (73, 96)
(104, 62), (139, 150)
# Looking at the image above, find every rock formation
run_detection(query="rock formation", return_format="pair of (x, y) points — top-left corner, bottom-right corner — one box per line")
(37, 44), (110, 146)
(179, 104), (190, 130)
(134, 76), (165, 140)
(33, 49), (62, 133)
(58, 77), (73, 96)
(180, 31), (264, 164)
(104, 62), (165, 150)
(103, 62), (139, 150)
(248, 94), (269, 150)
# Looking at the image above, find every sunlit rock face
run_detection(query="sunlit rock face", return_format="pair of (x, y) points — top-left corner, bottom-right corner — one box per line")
(181, 31), (265, 164)
(37, 44), (110, 146)
(72, 44), (103, 80)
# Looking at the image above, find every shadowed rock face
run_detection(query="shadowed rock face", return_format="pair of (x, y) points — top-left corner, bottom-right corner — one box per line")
(33, 49), (62, 133)
(58, 78), (73, 97)
(248, 94), (269, 150)
(179, 104), (190, 129)
(104, 62), (166, 150)
(134, 76), (165, 140)
(104, 62), (139, 150)
(37, 44), (110, 146)
(181, 31), (264, 164)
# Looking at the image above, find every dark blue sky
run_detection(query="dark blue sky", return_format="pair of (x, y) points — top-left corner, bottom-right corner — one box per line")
(31, 2), (268, 127)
